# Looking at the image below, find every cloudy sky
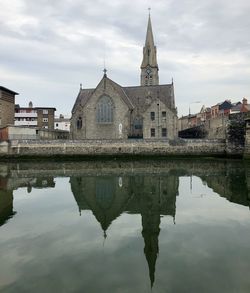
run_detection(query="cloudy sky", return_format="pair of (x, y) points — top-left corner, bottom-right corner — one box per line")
(1, 0), (250, 116)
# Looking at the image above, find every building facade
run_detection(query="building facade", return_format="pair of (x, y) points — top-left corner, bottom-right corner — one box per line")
(211, 100), (232, 118)
(15, 102), (56, 130)
(71, 15), (178, 140)
(0, 86), (18, 128)
(55, 114), (70, 132)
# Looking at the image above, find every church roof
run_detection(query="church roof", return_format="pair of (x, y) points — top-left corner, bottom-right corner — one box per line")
(72, 88), (94, 114)
(72, 76), (175, 114)
(106, 77), (134, 110)
(123, 84), (175, 112)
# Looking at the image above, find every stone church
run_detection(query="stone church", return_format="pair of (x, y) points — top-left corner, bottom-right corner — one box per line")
(71, 14), (178, 139)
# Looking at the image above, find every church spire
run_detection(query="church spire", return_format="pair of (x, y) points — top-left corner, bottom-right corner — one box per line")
(144, 10), (154, 51)
(140, 11), (159, 86)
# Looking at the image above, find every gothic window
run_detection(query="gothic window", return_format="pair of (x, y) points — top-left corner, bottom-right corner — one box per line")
(77, 117), (82, 129)
(96, 95), (113, 123)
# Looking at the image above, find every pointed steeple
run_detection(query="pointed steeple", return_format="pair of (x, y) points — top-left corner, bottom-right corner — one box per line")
(140, 12), (159, 86)
(145, 13), (153, 44)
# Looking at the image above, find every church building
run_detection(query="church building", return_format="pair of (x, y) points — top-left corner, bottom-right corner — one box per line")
(71, 14), (178, 139)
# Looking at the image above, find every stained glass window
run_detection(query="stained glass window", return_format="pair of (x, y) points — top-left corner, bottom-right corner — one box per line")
(96, 96), (113, 123)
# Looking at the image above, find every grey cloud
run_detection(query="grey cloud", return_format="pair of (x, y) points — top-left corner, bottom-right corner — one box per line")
(1, 0), (250, 116)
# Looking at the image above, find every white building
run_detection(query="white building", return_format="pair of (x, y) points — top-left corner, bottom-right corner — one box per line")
(54, 114), (70, 132)
(15, 102), (56, 130)
(15, 102), (38, 127)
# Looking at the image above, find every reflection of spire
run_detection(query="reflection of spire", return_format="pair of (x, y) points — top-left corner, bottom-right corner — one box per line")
(103, 230), (107, 247)
(141, 211), (160, 288)
(99, 214), (111, 234)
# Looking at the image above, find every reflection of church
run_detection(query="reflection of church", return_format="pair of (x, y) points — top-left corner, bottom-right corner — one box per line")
(1, 160), (250, 287)
(70, 173), (179, 287)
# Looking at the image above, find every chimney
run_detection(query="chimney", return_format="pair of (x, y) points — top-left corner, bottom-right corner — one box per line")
(242, 98), (248, 105)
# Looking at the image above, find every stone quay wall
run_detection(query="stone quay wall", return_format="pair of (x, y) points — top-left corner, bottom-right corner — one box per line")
(0, 139), (231, 158)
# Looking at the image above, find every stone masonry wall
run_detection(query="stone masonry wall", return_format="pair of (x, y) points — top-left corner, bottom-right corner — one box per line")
(0, 139), (228, 158)
(71, 78), (130, 140)
(0, 99), (15, 128)
(143, 99), (177, 139)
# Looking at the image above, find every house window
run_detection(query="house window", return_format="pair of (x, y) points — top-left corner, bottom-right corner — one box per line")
(77, 117), (82, 129)
(151, 128), (155, 137)
(96, 95), (113, 123)
(162, 111), (166, 118)
(43, 110), (48, 114)
(150, 112), (155, 121)
(162, 128), (167, 137)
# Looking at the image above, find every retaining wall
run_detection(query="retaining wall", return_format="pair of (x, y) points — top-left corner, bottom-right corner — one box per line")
(0, 139), (229, 158)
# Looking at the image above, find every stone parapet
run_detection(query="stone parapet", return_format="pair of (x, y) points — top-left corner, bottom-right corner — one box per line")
(0, 139), (229, 158)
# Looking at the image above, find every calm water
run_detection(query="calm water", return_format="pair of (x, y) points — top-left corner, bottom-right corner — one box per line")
(0, 159), (250, 293)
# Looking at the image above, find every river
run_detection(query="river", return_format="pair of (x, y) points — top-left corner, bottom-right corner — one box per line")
(0, 159), (250, 292)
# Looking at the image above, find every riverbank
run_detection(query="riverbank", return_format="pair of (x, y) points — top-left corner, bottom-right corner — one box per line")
(0, 138), (245, 159)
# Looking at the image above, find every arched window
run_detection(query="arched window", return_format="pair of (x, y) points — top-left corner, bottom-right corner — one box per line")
(96, 95), (113, 123)
(76, 117), (82, 129)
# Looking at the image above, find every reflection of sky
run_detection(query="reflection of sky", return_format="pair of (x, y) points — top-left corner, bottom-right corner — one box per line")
(0, 176), (250, 292)
(177, 176), (250, 224)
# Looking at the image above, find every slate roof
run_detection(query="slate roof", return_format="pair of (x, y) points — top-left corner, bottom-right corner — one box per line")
(123, 84), (175, 112)
(106, 78), (134, 110)
(72, 88), (94, 114)
(72, 76), (175, 114)
(0, 86), (19, 95)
